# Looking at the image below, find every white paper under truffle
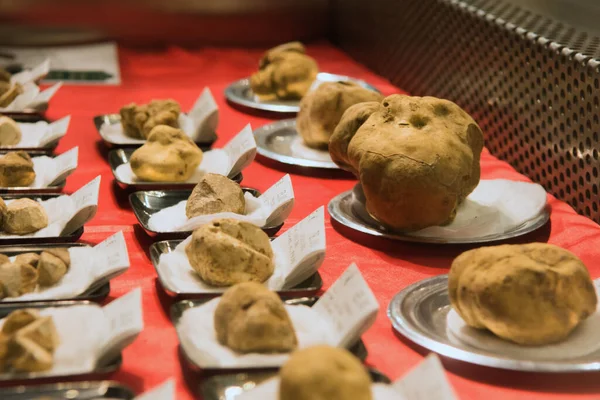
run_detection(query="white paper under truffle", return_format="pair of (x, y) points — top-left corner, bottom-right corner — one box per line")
(3, 116), (70, 149)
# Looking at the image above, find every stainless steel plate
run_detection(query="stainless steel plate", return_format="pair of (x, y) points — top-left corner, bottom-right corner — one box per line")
(328, 188), (550, 244)
(388, 275), (600, 372)
(94, 113), (217, 150)
(200, 368), (390, 400)
(109, 148), (243, 191)
(0, 380), (135, 399)
(254, 119), (339, 170)
(0, 150), (66, 193)
(149, 239), (322, 298)
(0, 110), (45, 122)
(0, 143), (57, 155)
(172, 297), (368, 373)
(224, 72), (379, 114)
(0, 193), (84, 245)
(129, 188), (283, 239)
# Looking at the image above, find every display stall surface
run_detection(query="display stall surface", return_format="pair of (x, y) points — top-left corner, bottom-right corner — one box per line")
(42, 43), (600, 399)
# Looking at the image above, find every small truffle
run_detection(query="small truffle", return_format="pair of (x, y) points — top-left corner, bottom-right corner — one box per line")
(0, 117), (22, 146)
(4, 198), (49, 235)
(279, 346), (373, 400)
(2, 309), (40, 335)
(15, 316), (60, 352)
(214, 282), (297, 353)
(37, 251), (68, 286)
(43, 248), (70, 268)
(449, 243), (598, 345)
(10, 336), (54, 372)
(0, 68), (10, 82)
(0, 151), (36, 187)
(0, 254), (9, 265)
(0, 197), (6, 226)
(185, 219), (274, 286)
(0, 262), (38, 297)
(14, 253), (40, 268)
(186, 173), (245, 218)
(130, 125), (203, 182)
(120, 99), (181, 139)
(0, 82), (23, 108)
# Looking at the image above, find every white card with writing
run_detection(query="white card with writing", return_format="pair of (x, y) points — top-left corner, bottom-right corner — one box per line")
(10, 59), (50, 85)
(391, 354), (457, 400)
(223, 124), (257, 177)
(135, 380), (175, 400)
(49, 146), (79, 186)
(61, 175), (101, 235)
(147, 174), (295, 232)
(4, 115), (70, 149)
(312, 263), (379, 348)
(156, 207), (325, 293)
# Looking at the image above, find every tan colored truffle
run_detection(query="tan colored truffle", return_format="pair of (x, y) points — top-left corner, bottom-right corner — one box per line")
(37, 252), (68, 287)
(0, 82), (23, 108)
(43, 248), (70, 268)
(0, 117), (22, 146)
(0, 151), (35, 187)
(250, 42), (318, 101)
(330, 95), (484, 231)
(0, 197), (6, 227)
(297, 81), (382, 149)
(0, 254), (8, 265)
(120, 99), (181, 139)
(15, 316), (60, 352)
(214, 282), (297, 353)
(449, 243), (598, 345)
(2, 309), (40, 335)
(4, 198), (49, 235)
(0, 262), (38, 297)
(186, 173), (245, 218)
(185, 219), (274, 286)
(14, 253), (40, 268)
(0, 68), (11, 82)
(10, 336), (54, 372)
(279, 346), (373, 400)
(130, 125), (203, 182)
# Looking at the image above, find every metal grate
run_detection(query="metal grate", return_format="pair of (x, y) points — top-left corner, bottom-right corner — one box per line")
(331, 0), (600, 223)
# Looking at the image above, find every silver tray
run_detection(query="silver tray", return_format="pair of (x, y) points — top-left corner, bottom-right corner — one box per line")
(0, 193), (84, 245)
(109, 148), (243, 191)
(0, 140), (58, 155)
(0, 380), (135, 399)
(0, 300), (122, 385)
(328, 187), (551, 244)
(388, 275), (600, 372)
(172, 297), (368, 373)
(149, 239), (323, 299)
(129, 188), (284, 239)
(200, 368), (390, 400)
(225, 72), (378, 114)
(0, 150), (66, 193)
(0, 243), (110, 304)
(0, 110), (46, 123)
(254, 119), (340, 170)
(94, 113), (217, 150)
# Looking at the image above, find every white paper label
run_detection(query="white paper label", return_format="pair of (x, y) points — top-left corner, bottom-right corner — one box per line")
(61, 176), (101, 235)
(312, 263), (379, 348)
(40, 115), (71, 147)
(392, 354), (457, 400)
(135, 379), (175, 400)
(188, 88), (219, 142)
(10, 59), (50, 86)
(260, 174), (295, 227)
(223, 124), (257, 176)
(30, 82), (62, 109)
(50, 147), (78, 185)
(93, 231), (130, 278)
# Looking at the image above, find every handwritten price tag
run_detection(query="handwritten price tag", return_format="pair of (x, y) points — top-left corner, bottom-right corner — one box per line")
(223, 124), (257, 175)
(189, 88), (219, 142)
(94, 231), (130, 274)
(50, 147), (78, 185)
(260, 174), (295, 226)
(393, 354), (457, 400)
(100, 288), (144, 363)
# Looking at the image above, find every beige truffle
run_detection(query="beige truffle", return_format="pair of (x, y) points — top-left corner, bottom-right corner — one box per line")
(0, 262), (38, 297)
(37, 252), (68, 287)
(44, 248), (70, 267)
(250, 42), (318, 101)
(4, 198), (49, 235)
(130, 125), (203, 182)
(0, 254), (8, 265)
(10, 336), (53, 372)
(279, 346), (373, 400)
(185, 219), (274, 286)
(120, 99), (181, 139)
(0, 82), (23, 108)
(186, 173), (245, 218)
(15, 316), (60, 352)
(330, 95), (484, 231)
(2, 309), (40, 335)
(0, 117), (22, 146)
(0, 198), (6, 227)
(0, 151), (36, 187)
(14, 253), (40, 268)
(449, 243), (598, 345)
(214, 282), (297, 353)
(297, 81), (382, 149)
(0, 68), (10, 82)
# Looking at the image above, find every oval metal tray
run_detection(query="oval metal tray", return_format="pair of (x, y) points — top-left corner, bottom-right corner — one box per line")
(225, 72), (378, 114)
(0, 380), (135, 400)
(388, 275), (600, 372)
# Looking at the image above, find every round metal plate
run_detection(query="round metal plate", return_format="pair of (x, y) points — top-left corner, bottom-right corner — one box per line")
(224, 72), (378, 113)
(253, 119), (340, 169)
(388, 275), (600, 372)
(328, 188), (550, 244)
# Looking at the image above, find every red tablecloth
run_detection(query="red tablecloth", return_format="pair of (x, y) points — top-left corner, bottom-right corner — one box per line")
(45, 43), (600, 399)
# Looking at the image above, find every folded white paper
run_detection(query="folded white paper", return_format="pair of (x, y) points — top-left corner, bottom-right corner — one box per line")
(237, 354), (456, 400)
(447, 279), (600, 361)
(0, 81), (62, 112)
(176, 263), (378, 369)
(135, 380), (175, 400)
(157, 207), (325, 294)
(10, 59), (51, 86)
(1, 231), (130, 302)
(114, 123), (256, 184)
(2, 116), (71, 149)
(148, 174), (294, 232)
(0, 288), (143, 378)
(0, 176), (100, 238)
(100, 87), (218, 145)
(18, 146), (78, 188)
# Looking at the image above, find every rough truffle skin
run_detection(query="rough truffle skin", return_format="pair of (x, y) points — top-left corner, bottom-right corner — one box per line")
(185, 219), (274, 287)
(0, 82), (23, 108)
(449, 243), (598, 345)
(279, 346), (373, 400)
(3, 198), (48, 235)
(329, 94), (484, 231)
(130, 125), (203, 182)
(120, 99), (181, 139)
(0, 151), (35, 187)
(250, 42), (318, 101)
(297, 81), (382, 149)
(0, 117), (22, 146)
(214, 282), (297, 353)
(186, 173), (245, 218)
